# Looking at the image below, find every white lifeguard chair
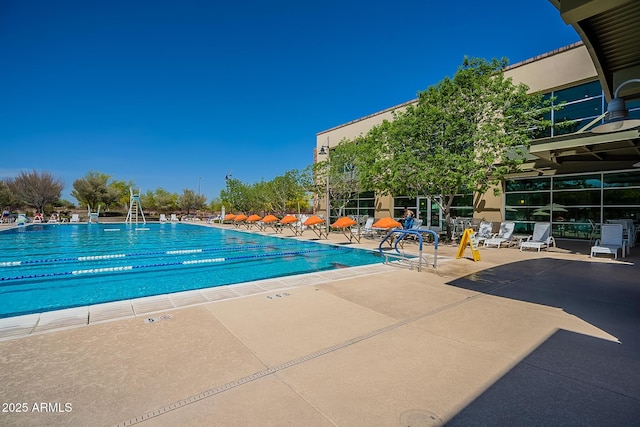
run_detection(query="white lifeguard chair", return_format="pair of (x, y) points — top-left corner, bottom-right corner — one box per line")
(88, 204), (101, 223)
(125, 188), (146, 224)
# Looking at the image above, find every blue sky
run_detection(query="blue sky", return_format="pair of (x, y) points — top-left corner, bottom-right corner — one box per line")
(0, 0), (580, 204)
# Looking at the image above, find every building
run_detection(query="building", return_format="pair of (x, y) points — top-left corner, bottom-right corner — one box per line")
(315, 2), (640, 240)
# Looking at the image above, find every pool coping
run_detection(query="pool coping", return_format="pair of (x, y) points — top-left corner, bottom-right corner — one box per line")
(0, 261), (411, 341)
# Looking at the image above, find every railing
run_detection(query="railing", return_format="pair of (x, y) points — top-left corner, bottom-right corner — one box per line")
(378, 229), (439, 271)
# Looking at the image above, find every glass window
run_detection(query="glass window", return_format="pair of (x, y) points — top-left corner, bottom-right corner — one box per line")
(553, 190), (601, 206)
(554, 97), (604, 135)
(554, 81), (602, 103)
(505, 178), (551, 191)
(358, 199), (375, 208)
(603, 171), (640, 188)
(505, 193), (550, 206)
(604, 207), (640, 222)
(603, 188), (640, 205)
(393, 197), (416, 209)
(553, 174), (601, 190)
(452, 194), (473, 206)
(627, 99), (640, 120)
(450, 207), (473, 217)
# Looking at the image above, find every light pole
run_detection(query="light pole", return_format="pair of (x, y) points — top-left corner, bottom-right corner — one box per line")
(318, 140), (330, 235)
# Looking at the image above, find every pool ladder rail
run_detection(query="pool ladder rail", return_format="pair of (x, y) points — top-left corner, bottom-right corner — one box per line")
(378, 229), (439, 272)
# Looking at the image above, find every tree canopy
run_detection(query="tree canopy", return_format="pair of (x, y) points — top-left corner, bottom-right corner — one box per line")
(72, 172), (122, 210)
(357, 57), (553, 236)
(219, 169), (311, 216)
(6, 170), (64, 213)
(313, 138), (365, 219)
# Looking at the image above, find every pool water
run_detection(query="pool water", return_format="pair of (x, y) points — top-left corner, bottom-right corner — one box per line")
(0, 223), (383, 318)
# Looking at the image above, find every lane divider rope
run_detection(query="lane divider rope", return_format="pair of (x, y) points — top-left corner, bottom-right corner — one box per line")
(0, 242), (310, 268)
(0, 247), (337, 283)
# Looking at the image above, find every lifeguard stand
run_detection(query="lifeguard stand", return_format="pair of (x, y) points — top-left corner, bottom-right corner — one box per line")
(125, 188), (146, 224)
(88, 204), (101, 223)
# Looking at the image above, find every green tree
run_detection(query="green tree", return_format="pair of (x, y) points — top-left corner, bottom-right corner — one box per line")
(0, 179), (20, 212)
(108, 180), (135, 209)
(7, 170), (64, 214)
(178, 189), (206, 214)
(71, 172), (112, 211)
(360, 57), (553, 239)
(220, 178), (252, 213)
(314, 138), (366, 220)
(153, 188), (179, 213)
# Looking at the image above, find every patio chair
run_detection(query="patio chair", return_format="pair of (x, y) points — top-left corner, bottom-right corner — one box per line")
(471, 221), (493, 246)
(159, 214), (168, 223)
(258, 214), (281, 233)
(520, 222), (556, 252)
(483, 221), (516, 248)
(69, 214), (80, 223)
(590, 224), (627, 259)
(170, 214), (179, 222)
(355, 217), (376, 239)
(279, 215), (301, 235)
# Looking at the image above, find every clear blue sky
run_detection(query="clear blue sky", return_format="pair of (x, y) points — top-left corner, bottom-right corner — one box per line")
(0, 0), (579, 204)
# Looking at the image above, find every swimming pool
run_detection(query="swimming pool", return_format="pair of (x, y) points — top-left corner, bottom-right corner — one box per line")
(0, 223), (383, 318)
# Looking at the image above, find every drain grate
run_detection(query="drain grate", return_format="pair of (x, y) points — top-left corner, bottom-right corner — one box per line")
(266, 292), (290, 300)
(144, 314), (173, 324)
(400, 409), (443, 427)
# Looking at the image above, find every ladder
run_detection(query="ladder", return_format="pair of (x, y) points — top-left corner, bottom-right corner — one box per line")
(125, 188), (146, 224)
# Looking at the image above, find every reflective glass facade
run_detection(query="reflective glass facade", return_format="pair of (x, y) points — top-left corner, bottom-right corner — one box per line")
(505, 170), (640, 237)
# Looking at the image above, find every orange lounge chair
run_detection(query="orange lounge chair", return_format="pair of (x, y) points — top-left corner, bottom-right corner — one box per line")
(372, 217), (403, 245)
(233, 214), (248, 228)
(259, 214), (281, 232)
(332, 216), (359, 243)
(223, 214), (237, 224)
(303, 215), (328, 239)
(245, 214), (262, 229)
(279, 215), (301, 235)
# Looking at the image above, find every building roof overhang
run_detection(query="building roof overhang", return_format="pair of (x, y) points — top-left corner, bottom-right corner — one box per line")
(549, 0), (640, 102)
(522, 128), (640, 174)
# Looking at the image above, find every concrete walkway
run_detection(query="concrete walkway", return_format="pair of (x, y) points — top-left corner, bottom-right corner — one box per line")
(1, 226), (638, 426)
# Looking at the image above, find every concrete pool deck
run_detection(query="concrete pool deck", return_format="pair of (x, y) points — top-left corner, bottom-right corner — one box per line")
(1, 222), (639, 426)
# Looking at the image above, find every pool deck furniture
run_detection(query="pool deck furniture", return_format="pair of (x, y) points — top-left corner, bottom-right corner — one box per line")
(520, 222), (556, 252)
(590, 223), (627, 259)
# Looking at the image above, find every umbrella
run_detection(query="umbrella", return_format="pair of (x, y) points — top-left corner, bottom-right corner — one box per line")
(303, 215), (324, 226)
(331, 216), (357, 229)
(372, 217), (402, 229)
(280, 215), (299, 224)
(223, 214), (236, 221)
(246, 214), (262, 222)
(262, 214), (279, 223)
(234, 214), (248, 222)
(532, 209), (551, 216)
(541, 203), (568, 212)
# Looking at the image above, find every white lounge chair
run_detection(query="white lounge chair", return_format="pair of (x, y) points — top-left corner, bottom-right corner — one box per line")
(170, 214), (179, 222)
(69, 214), (80, 223)
(483, 221), (515, 248)
(472, 221), (493, 246)
(590, 224), (626, 259)
(159, 214), (168, 222)
(520, 222), (555, 252)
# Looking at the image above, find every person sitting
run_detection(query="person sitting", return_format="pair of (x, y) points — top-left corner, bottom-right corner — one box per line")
(403, 209), (415, 229)
(1, 209), (9, 223)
